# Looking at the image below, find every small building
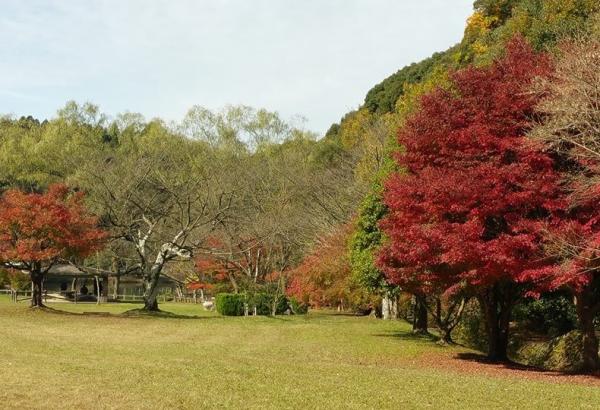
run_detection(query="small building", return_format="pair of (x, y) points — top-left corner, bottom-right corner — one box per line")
(43, 264), (183, 303)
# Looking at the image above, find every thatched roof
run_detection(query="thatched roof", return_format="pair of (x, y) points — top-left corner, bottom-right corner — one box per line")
(47, 264), (113, 278)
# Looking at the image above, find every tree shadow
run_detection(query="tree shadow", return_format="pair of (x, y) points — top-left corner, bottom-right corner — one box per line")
(373, 329), (438, 343)
(453, 352), (600, 379)
(454, 352), (539, 369)
(37, 305), (216, 320)
(312, 311), (372, 318)
(263, 315), (292, 322)
(120, 308), (216, 319)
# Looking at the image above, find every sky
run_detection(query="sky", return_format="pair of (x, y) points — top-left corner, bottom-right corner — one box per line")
(0, 0), (474, 136)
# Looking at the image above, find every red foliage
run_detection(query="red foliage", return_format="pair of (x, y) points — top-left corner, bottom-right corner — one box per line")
(287, 224), (358, 308)
(0, 184), (106, 267)
(522, 180), (600, 294)
(193, 253), (229, 286)
(377, 37), (560, 297)
(187, 282), (213, 291)
(195, 255), (227, 276)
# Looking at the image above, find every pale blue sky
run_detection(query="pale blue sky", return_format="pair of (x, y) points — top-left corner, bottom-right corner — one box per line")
(0, 0), (473, 135)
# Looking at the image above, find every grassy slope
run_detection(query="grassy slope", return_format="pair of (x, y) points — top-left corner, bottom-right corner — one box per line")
(0, 295), (597, 409)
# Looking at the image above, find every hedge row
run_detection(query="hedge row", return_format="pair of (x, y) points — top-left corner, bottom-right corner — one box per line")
(215, 293), (308, 316)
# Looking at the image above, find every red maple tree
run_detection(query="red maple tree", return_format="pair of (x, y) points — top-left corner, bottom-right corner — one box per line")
(377, 37), (560, 361)
(0, 184), (106, 307)
(287, 224), (366, 310)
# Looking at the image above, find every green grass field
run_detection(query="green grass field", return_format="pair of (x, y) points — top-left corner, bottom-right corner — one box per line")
(0, 295), (598, 409)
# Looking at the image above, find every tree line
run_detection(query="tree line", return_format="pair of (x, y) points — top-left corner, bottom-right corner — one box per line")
(0, 104), (366, 310)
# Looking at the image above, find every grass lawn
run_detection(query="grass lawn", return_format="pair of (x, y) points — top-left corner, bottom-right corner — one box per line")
(0, 295), (598, 409)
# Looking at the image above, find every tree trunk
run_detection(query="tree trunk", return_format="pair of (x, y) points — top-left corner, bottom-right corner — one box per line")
(382, 294), (391, 320)
(144, 298), (159, 311)
(391, 294), (400, 319)
(434, 298), (453, 344)
(478, 283), (514, 362)
(30, 265), (44, 308)
(113, 275), (120, 301)
(439, 328), (453, 345)
(142, 265), (162, 311)
(413, 294), (428, 334)
(575, 288), (599, 372)
(228, 273), (239, 293)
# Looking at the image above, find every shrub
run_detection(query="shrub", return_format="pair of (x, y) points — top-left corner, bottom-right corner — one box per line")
(249, 293), (272, 315)
(0, 269), (8, 288)
(289, 297), (309, 315)
(215, 293), (245, 316)
(273, 295), (289, 315)
(453, 299), (488, 352)
(512, 331), (591, 372)
(246, 293), (290, 315)
(513, 293), (577, 337)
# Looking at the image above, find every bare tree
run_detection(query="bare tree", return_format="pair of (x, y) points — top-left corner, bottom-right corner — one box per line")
(80, 130), (231, 311)
(530, 37), (600, 371)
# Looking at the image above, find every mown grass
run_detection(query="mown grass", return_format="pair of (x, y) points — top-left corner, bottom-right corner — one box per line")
(0, 295), (598, 409)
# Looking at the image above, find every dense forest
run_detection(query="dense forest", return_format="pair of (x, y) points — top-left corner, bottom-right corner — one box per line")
(1, 0), (600, 373)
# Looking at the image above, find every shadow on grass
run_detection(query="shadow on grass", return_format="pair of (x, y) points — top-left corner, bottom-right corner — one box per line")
(120, 308), (216, 320)
(263, 314), (295, 322)
(373, 329), (438, 343)
(455, 352), (538, 368)
(36, 305), (216, 320)
(314, 311), (370, 317)
(452, 352), (600, 379)
(29, 304), (302, 321)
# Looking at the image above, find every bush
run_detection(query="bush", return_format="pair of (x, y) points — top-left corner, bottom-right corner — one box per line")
(215, 293), (245, 316)
(273, 295), (289, 315)
(512, 331), (590, 372)
(289, 297), (309, 315)
(513, 293), (577, 337)
(249, 293), (272, 315)
(243, 293), (290, 315)
(453, 299), (488, 352)
(0, 269), (8, 288)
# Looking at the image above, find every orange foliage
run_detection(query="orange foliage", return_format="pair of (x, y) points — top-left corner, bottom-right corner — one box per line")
(287, 224), (359, 308)
(0, 184), (106, 266)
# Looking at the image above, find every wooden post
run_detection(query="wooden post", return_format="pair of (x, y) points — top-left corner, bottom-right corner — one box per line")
(95, 276), (100, 305)
(101, 275), (108, 303)
(74, 277), (78, 304)
(113, 275), (120, 301)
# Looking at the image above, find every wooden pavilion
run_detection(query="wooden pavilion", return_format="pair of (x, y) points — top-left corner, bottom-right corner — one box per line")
(42, 264), (184, 303)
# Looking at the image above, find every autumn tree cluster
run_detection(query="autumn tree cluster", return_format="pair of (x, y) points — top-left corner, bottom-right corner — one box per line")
(276, 0), (600, 372)
(0, 104), (359, 312)
(369, 33), (599, 370)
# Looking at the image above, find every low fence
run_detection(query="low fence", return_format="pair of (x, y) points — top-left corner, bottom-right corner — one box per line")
(0, 289), (29, 303)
